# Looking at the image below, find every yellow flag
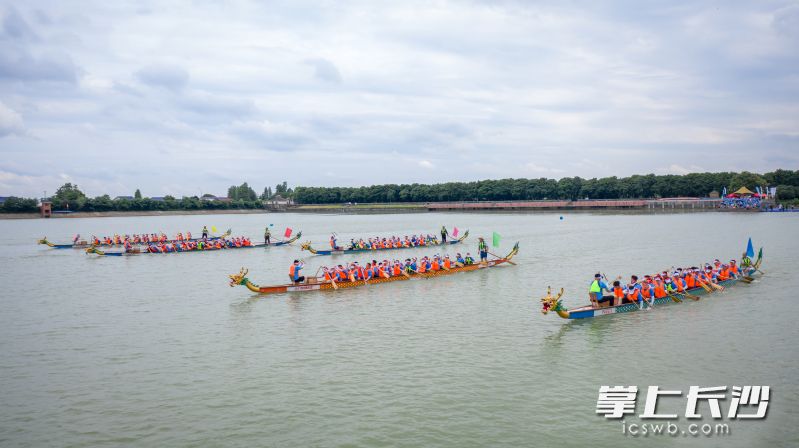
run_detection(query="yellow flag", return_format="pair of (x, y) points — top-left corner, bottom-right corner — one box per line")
(211, 226), (218, 233)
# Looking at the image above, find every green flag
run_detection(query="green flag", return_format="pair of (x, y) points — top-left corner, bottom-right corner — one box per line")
(492, 231), (501, 248)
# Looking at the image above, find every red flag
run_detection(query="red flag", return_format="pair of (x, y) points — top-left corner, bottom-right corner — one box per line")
(452, 227), (459, 237)
(284, 227), (292, 238)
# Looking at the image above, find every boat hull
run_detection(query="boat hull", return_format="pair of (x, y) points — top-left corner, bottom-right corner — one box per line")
(304, 231), (469, 256)
(233, 242), (519, 295)
(560, 272), (759, 320)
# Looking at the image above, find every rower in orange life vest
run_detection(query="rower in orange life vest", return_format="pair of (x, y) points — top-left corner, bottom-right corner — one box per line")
(288, 260), (305, 283)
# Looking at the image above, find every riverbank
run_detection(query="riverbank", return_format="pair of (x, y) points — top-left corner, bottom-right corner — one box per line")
(1, 199), (773, 219)
(0, 209), (272, 220)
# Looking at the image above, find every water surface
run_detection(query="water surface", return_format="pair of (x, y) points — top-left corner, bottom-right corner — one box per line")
(0, 212), (797, 447)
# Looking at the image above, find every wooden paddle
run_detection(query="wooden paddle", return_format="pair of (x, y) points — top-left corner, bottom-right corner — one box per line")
(667, 293), (683, 303)
(329, 277), (338, 289)
(488, 251), (515, 265)
(680, 289), (701, 300)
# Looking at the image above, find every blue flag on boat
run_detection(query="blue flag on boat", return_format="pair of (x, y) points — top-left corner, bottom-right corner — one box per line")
(746, 238), (755, 258)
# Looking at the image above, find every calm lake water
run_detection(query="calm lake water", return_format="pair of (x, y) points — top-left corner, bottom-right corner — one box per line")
(0, 212), (797, 447)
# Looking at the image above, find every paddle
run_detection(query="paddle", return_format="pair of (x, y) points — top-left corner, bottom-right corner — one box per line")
(667, 293), (683, 303)
(693, 275), (713, 293)
(329, 276), (338, 289)
(679, 288), (701, 300)
(488, 251), (515, 265)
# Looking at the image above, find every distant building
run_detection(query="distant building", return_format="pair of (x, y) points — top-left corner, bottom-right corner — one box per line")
(114, 196), (134, 201)
(0, 196), (8, 204)
(150, 196), (166, 202)
(268, 195), (292, 205)
(202, 196), (232, 202)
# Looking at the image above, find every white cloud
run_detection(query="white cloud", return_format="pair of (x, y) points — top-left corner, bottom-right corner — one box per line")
(0, 1), (797, 196)
(0, 101), (24, 136)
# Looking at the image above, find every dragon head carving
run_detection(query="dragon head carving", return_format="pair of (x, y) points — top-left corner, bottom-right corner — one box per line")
(540, 286), (565, 315)
(229, 267), (249, 287)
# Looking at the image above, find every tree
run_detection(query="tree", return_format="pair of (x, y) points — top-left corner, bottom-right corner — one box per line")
(776, 185), (796, 200)
(227, 183), (257, 201)
(1, 196), (38, 213)
(729, 171), (767, 192)
(53, 183), (86, 209)
(134, 189), (142, 199)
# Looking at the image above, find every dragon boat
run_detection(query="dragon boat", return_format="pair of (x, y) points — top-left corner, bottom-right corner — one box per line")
(84, 232), (302, 256)
(301, 231), (469, 256)
(229, 242), (519, 295)
(540, 248), (763, 320)
(38, 229), (232, 249)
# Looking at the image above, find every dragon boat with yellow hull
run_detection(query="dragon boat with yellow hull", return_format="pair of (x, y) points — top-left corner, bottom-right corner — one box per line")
(540, 248), (763, 320)
(84, 232), (301, 256)
(301, 231), (469, 256)
(230, 242), (518, 295)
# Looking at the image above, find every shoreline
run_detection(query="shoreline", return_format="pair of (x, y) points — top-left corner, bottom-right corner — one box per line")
(0, 206), (766, 220)
(0, 209), (273, 220)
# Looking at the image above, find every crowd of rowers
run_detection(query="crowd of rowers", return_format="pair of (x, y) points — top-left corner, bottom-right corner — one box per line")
(289, 252), (480, 283)
(588, 258), (749, 309)
(89, 232), (197, 245)
(125, 236), (253, 253)
(331, 234), (440, 251)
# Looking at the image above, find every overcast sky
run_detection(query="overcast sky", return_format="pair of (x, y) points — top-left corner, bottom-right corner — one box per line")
(1, 1), (797, 197)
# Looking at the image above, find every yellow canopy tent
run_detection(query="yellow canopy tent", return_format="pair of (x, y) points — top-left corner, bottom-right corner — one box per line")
(733, 187), (755, 196)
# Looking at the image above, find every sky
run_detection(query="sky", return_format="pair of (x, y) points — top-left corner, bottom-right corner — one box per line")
(0, 0), (797, 198)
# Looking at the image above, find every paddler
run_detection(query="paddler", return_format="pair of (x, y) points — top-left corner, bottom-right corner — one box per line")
(289, 260), (305, 283)
(478, 237), (488, 265)
(330, 234), (341, 251)
(627, 275), (646, 310)
(729, 260), (739, 278)
(588, 273), (612, 308)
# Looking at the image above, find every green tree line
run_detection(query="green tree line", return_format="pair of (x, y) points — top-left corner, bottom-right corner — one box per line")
(0, 181), (292, 213)
(3, 171), (798, 213)
(292, 170), (799, 204)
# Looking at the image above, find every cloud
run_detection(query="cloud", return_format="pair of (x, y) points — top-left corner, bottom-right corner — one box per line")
(304, 58), (342, 83)
(135, 64), (190, 91)
(2, 6), (37, 40)
(0, 1), (796, 197)
(524, 162), (565, 174)
(772, 4), (799, 41)
(0, 46), (78, 82)
(0, 101), (24, 136)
